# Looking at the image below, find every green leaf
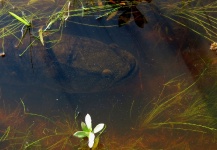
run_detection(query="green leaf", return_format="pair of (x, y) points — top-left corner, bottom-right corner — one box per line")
(0, 126), (10, 142)
(81, 122), (89, 132)
(93, 123), (104, 134)
(92, 136), (100, 150)
(9, 12), (30, 26)
(28, 0), (55, 5)
(73, 131), (88, 138)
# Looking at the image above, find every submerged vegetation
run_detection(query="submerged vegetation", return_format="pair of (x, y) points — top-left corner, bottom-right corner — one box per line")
(73, 114), (106, 149)
(1, 72), (217, 149)
(0, 0), (216, 56)
(1, 0), (217, 149)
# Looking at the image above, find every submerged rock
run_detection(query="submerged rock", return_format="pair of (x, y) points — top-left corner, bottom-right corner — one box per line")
(0, 34), (138, 92)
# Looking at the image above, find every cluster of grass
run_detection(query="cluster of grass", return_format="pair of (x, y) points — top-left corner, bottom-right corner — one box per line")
(135, 67), (217, 148)
(0, 0), (129, 56)
(0, 0), (216, 57)
(0, 99), (79, 149)
(151, 0), (217, 43)
(1, 69), (217, 149)
(1, 53), (217, 149)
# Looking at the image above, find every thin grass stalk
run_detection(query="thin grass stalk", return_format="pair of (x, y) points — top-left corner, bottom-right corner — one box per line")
(175, 13), (217, 38)
(142, 68), (207, 127)
(151, 122), (217, 132)
(162, 14), (215, 42)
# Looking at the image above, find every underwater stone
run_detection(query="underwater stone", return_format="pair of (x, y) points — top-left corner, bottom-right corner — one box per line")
(1, 34), (138, 93)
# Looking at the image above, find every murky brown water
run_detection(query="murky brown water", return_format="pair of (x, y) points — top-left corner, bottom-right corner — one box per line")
(1, 0), (217, 149)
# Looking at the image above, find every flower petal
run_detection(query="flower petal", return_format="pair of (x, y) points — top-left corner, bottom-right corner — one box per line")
(93, 123), (105, 133)
(88, 132), (95, 148)
(73, 131), (88, 138)
(85, 114), (92, 130)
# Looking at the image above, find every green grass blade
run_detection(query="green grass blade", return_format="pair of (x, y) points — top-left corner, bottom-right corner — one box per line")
(9, 12), (30, 26)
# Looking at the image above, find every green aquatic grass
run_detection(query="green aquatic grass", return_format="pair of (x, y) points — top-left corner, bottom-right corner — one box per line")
(1, 0), (217, 42)
(9, 12), (31, 26)
(140, 70), (206, 127)
(0, 126), (10, 142)
(138, 64), (217, 136)
(154, 0), (217, 42)
(0, 0), (125, 56)
(0, 99), (78, 149)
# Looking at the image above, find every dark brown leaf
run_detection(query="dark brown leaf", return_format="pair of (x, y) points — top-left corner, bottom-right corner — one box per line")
(131, 6), (147, 28)
(118, 8), (131, 27)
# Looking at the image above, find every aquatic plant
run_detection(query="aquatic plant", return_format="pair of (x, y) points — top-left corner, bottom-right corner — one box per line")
(97, 0), (152, 28)
(9, 12), (31, 27)
(0, 126), (10, 142)
(2, 0), (217, 149)
(153, 0), (217, 42)
(135, 69), (217, 147)
(73, 113), (106, 149)
(1, 0), (216, 58)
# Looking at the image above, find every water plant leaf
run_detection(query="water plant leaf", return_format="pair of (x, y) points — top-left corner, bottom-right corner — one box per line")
(131, 6), (147, 28)
(73, 131), (88, 138)
(85, 114), (92, 130)
(0, 126), (10, 141)
(93, 123), (105, 133)
(107, 11), (118, 21)
(118, 8), (131, 27)
(81, 121), (89, 132)
(9, 12), (30, 26)
(92, 136), (100, 150)
(88, 132), (95, 148)
(28, 0), (38, 5)
(97, 0), (103, 8)
(28, 0), (55, 5)
(38, 27), (44, 46)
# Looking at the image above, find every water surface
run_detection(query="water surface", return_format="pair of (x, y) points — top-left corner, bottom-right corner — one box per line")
(1, 0), (217, 149)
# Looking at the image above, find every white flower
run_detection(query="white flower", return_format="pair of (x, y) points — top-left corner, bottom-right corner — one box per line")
(73, 114), (105, 148)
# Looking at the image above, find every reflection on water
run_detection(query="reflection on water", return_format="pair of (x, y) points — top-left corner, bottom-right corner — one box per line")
(1, 0), (217, 149)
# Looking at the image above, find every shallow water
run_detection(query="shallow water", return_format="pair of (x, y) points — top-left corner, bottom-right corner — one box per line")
(1, 0), (217, 149)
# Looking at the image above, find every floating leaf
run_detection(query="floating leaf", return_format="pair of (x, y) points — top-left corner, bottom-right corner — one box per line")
(38, 27), (44, 46)
(118, 8), (131, 27)
(73, 131), (88, 138)
(9, 12), (30, 26)
(93, 123), (104, 133)
(107, 11), (118, 21)
(131, 6), (147, 28)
